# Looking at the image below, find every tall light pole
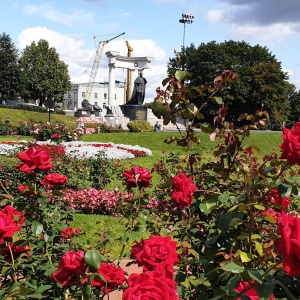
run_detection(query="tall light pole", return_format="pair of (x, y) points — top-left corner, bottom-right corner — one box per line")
(179, 13), (194, 70)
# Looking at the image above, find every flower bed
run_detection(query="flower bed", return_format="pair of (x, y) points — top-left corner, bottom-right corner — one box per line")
(0, 140), (152, 160)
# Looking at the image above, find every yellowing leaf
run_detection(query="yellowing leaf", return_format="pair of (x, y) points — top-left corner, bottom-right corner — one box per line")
(255, 242), (263, 257)
(240, 251), (252, 262)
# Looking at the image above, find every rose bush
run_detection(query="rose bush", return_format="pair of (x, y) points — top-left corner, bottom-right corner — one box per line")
(1, 68), (300, 299)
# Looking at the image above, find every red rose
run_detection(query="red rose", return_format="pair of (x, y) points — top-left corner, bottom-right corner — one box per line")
(52, 133), (59, 139)
(16, 147), (53, 174)
(264, 188), (290, 209)
(132, 235), (179, 279)
(123, 166), (152, 189)
(18, 185), (32, 197)
(234, 280), (274, 299)
(1, 242), (30, 261)
(171, 173), (197, 208)
(122, 267), (179, 300)
(41, 173), (68, 188)
(51, 250), (87, 287)
(275, 211), (300, 276)
(88, 262), (126, 293)
(130, 241), (144, 259)
(0, 206), (24, 244)
(280, 122), (300, 165)
(61, 227), (75, 239)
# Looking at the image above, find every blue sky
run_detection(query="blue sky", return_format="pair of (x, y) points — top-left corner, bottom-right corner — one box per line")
(2, 0), (300, 102)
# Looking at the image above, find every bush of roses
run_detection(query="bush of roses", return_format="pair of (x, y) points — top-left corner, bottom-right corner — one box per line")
(1, 68), (300, 300)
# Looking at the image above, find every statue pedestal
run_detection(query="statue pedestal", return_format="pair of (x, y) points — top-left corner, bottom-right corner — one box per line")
(119, 105), (147, 121)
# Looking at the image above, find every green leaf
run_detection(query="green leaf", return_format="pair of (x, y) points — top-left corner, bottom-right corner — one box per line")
(83, 284), (92, 300)
(213, 96), (223, 104)
(199, 198), (217, 214)
(264, 214), (277, 224)
(257, 281), (274, 300)
(221, 262), (244, 274)
(200, 123), (213, 134)
(278, 183), (292, 197)
(255, 241), (263, 257)
(254, 204), (265, 211)
(31, 222), (43, 235)
(248, 270), (262, 284)
(85, 249), (102, 271)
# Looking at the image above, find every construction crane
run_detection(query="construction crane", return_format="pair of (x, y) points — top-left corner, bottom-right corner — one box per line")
(84, 32), (125, 101)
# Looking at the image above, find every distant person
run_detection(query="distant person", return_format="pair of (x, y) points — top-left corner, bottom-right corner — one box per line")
(5, 117), (10, 124)
(153, 121), (161, 132)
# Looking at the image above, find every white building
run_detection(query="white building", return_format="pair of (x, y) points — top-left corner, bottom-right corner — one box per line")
(62, 80), (125, 112)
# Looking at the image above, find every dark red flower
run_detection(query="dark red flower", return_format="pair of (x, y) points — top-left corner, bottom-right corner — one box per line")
(123, 166), (152, 189)
(18, 185), (32, 197)
(1, 242), (30, 261)
(16, 147), (53, 174)
(171, 173), (197, 208)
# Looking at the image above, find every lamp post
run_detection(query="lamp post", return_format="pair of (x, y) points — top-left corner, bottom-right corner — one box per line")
(179, 13), (194, 70)
(45, 95), (54, 123)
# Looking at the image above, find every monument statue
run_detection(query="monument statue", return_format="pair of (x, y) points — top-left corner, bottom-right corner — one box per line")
(127, 72), (147, 105)
(81, 99), (102, 112)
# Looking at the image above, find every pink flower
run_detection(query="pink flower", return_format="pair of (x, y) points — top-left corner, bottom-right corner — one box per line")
(52, 133), (59, 139)
(171, 173), (197, 208)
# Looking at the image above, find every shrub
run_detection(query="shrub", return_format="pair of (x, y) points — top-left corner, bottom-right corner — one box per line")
(146, 101), (171, 119)
(127, 120), (153, 132)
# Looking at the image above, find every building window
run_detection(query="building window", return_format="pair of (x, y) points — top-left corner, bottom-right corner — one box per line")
(82, 92), (85, 98)
(104, 93), (107, 100)
(115, 94), (117, 100)
(94, 93), (98, 99)
(103, 103), (106, 108)
(94, 102), (98, 106)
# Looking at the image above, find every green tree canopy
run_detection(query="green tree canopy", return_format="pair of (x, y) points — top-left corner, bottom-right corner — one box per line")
(169, 40), (291, 129)
(19, 39), (71, 105)
(0, 32), (22, 102)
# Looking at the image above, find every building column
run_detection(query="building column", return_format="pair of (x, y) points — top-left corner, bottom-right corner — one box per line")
(108, 63), (116, 106)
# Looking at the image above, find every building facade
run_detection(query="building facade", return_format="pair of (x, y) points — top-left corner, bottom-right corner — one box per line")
(62, 81), (125, 112)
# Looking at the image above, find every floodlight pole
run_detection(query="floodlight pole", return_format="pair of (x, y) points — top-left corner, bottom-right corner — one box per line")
(179, 13), (194, 70)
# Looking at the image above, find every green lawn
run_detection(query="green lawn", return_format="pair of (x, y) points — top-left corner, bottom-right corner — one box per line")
(0, 108), (284, 258)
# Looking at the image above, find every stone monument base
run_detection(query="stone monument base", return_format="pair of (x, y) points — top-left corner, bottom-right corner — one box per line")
(119, 105), (147, 121)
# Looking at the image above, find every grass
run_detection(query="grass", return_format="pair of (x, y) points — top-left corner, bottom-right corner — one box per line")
(0, 108), (284, 258)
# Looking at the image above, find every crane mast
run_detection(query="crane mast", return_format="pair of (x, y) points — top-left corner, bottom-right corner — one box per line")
(85, 32), (125, 101)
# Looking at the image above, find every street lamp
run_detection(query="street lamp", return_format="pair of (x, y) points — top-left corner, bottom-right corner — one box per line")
(179, 13), (194, 70)
(45, 95), (54, 123)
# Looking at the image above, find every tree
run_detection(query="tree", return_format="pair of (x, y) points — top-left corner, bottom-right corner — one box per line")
(19, 39), (71, 105)
(169, 40), (290, 129)
(0, 32), (22, 102)
(286, 85), (300, 128)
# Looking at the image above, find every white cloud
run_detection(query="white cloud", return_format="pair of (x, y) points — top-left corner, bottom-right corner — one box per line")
(23, 3), (95, 27)
(17, 27), (168, 102)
